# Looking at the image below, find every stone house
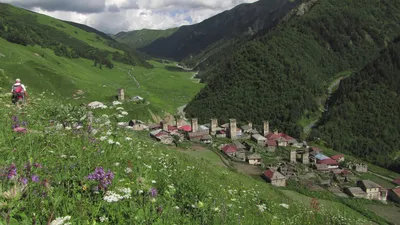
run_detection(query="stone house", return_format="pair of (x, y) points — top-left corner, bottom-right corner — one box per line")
(344, 187), (368, 199)
(252, 134), (267, 146)
(247, 153), (262, 165)
(348, 163), (368, 173)
(262, 169), (286, 187)
(388, 188), (400, 203)
(235, 151), (247, 162)
(357, 180), (387, 201)
(200, 135), (213, 144)
(215, 130), (227, 138)
(317, 159), (339, 169)
(266, 139), (277, 152)
(233, 141), (246, 151)
(221, 144), (237, 157)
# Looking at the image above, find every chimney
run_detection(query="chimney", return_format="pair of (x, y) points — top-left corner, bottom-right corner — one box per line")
(191, 118), (198, 133)
(210, 119), (218, 133)
(229, 119), (237, 140)
(176, 118), (184, 128)
(161, 121), (168, 131)
(263, 121), (269, 136)
(248, 121), (253, 129)
(118, 88), (125, 101)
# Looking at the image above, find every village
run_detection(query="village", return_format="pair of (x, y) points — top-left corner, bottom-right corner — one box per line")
(113, 89), (400, 204)
(117, 116), (400, 204)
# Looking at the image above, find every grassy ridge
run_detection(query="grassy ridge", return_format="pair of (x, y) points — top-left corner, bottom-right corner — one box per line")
(115, 28), (178, 49)
(0, 37), (203, 122)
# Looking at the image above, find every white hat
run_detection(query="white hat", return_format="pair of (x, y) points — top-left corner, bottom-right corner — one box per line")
(16, 78), (21, 83)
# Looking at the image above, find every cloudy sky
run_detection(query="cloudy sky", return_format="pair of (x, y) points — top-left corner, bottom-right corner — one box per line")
(0, 0), (258, 34)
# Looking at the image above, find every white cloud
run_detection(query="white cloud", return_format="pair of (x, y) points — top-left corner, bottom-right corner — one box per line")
(0, 0), (258, 33)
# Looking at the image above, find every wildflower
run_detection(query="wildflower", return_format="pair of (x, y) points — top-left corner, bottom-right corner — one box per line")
(143, 163), (152, 169)
(151, 198), (156, 203)
(138, 190), (144, 194)
(102, 114), (109, 118)
(125, 167), (132, 174)
(150, 188), (158, 198)
(197, 201), (204, 208)
(103, 191), (123, 203)
(2, 184), (25, 200)
(87, 167), (114, 190)
(121, 111), (128, 116)
(31, 175), (40, 183)
(213, 207), (220, 212)
(6, 163), (17, 180)
(125, 137), (132, 141)
(117, 115), (124, 118)
(100, 136), (107, 141)
(20, 177), (28, 185)
(257, 204), (267, 212)
(118, 187), (132, 199)
(113, 101), (122, 106)
(106, 131), (112, 136)
(65, 127), (72, 131)
(116, 107), (124, 111)
(60, 155), (67, 158)
(151, 180), (156, 184)
(115, 142), (121, 146)
(174, 206), (180, 210)
(49, 215), (71, 225)
(34, 163), (43, 168)
(82, 185), (87, 191)
(108, 139), (115, 145)
(99, 216), (109, 223)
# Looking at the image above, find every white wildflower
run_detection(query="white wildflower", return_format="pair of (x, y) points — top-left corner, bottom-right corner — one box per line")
(125, 168), (133, 174)
(69, 156), (77, 159)
(115, 142), (121, 146)
(143, 163), (151, 169)
(113, 101), (122, 106)
(213, 207), (220, 212)
(257, 204), (267, 212)
(114, 162), (120, 167)
(103, 191), (123, 203)
(99, 216), (109, 223)
(50, 215), (71, 225)
(138, 190), (144, 194)
(151, 180), (156, 184)
(108, 139), (115, 145)
(121, 111), (128, 116)
(100, 136), (107, 141)
(116, 107), (124, 111)
(118, 187), (132, 199)
(117, 115), (124, 118)
(100, 105), (108, 109)
(174, 206), (180, 210)
(125, 137), (132, 141)
(65, 127), (72, 131)
(60, 155), (67, 158)
(102, 114), (109, 118)
(106, 131), (112, 136)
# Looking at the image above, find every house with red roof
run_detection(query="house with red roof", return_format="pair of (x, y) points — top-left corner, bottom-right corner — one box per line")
(262, 169), (286, 187)
(265, 131), (298, 147)
(331, 154), (345, 162)
(388, 188), (400, 203)
(178, 125), (192, 132)
(221, 144), (237, 157)
(317, 159), (339, 169)
(392, 179), (400, 187)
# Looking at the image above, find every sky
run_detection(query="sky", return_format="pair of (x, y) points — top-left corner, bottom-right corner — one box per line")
(0, 0), (258, 34)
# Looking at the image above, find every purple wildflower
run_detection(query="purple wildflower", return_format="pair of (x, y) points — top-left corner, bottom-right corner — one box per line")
(150, 187), (158, 198)
(34, 163), (43, 168)
(7, 163), (17, 179)
(20, 177), (28, 185)
(31, 175), (40, 183)
(12, 116), (18, 122)
(22, 121), (28, 127)
(87, 167), (114, 190)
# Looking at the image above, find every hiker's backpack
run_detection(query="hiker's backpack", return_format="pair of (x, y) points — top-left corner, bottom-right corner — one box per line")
(12, 85), (23, 96)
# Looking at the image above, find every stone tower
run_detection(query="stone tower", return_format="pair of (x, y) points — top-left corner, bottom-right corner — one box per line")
(176, 118), (184, 128)
(210, 119), (218, 134)
(302, 150), (309, 164)
(248, 121), (253, 129)
(229, 119), (237, 140)
(191, 118), (198, 133)
(290, 150), (297, 163)
(161, 120), (168, 131)
(118, 88), (125, 101)
(263, 121), (270, 136)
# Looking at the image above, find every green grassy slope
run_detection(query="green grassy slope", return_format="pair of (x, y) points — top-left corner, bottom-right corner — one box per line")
(0, 37), (203, 122)
(115, 28), (178, 49)
(0, 3), (150, 69)
(185, 0), (400, 138)
(313, 37), (400, 172)
(0, 95), (373, 224)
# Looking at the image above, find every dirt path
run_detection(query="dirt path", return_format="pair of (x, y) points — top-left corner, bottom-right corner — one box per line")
(127, 68), (141, 88)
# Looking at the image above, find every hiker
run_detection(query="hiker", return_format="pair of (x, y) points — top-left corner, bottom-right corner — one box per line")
(11, 78), (28, 105)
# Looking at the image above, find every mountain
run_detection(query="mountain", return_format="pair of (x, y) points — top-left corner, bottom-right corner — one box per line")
(312, 37), (400, 171)
(0, 3), (150, 69)
(184, 0), (400, 138)
(115, 28), (178, 49)
(0, 3), (204, 122)
(139, 0), (303, 61)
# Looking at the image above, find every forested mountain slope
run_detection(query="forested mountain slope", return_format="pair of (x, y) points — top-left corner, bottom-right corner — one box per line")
(184, 0), (400, 138)
(0, 3), (150, 68)
(313, 38), (400, 171)
(115, 28), (178, 49)
(139, 0), (302, 61)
